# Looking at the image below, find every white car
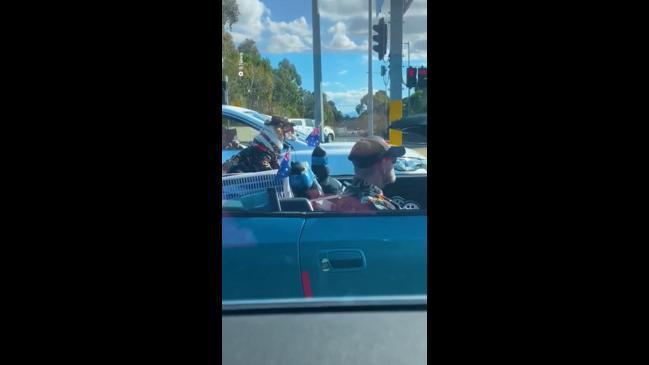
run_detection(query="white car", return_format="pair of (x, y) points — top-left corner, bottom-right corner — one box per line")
(222, 105), (426, 176)
(227, 107), (335, 143)
(288, 118), (336, 143)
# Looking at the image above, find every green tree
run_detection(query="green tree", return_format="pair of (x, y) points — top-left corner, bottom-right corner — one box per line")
(241, 57), (274, 113)
(322, 94), (335, 127)
(238, 40), (261, 63)
(300, 91), (339, 127)
(222, 32), (244, 102)
(327, 100), (343, 122)
(301, 90), (315, 119)
(272, 59), (303, 117)
(356, 91), (391, 137)
(222, 37), (275, 112)
(222, 0), (240, 32)
(221, 1), (239, 83)
(403, 90), (427, 115)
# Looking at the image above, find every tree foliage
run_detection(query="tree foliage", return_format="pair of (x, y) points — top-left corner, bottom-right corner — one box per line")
(403, 90), (427, 116)
(355, 91), (390, 137)
(300, 91), (342, 128)
(222, 0), (240, 31)
(222, 31), (344, 128)
(272, 59), (303, 117)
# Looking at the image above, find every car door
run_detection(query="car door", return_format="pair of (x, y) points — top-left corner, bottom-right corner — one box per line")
(222, 213), (306, 300)
(298, 211), (427, 297)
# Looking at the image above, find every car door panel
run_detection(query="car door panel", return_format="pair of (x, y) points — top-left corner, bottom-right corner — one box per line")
(222, 217), (305, 300)
(298, 214), (427, 297)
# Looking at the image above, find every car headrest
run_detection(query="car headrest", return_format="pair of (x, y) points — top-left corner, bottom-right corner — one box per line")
(279, 198), (314, 212)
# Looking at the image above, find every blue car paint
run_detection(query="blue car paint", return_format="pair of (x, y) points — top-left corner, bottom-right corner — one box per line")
(222, 217), (305, 300)
(221, 212), (427, 300)
(298, 215), (427, 297)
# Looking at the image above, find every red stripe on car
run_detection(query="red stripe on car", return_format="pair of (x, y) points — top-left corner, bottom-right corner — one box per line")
(301, 271), (313, 298)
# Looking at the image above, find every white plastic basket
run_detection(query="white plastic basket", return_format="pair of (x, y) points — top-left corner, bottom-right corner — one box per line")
(222, 169), (293, 201)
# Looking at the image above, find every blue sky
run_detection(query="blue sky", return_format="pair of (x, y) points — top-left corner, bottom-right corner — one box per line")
(228, 0), (427, 116)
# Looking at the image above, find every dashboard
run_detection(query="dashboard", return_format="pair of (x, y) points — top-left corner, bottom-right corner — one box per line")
(222, 297), (427, 365)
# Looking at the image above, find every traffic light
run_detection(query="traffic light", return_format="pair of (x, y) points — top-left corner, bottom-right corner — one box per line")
(416, 67), (427, 90)
(372, 18), (387, 61)
(406, 67), (417, 88)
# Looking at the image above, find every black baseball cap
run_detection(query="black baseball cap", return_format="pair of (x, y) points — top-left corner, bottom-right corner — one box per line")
(265, 115), (294, 128)
(348, 136), (406, 168)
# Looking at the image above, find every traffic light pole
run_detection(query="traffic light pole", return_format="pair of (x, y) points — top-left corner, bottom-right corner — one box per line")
(312, 0), (324, 142)
(367, 0), (373, 136)
(405, 42), (410, 117)
(388, 0), (403, 145)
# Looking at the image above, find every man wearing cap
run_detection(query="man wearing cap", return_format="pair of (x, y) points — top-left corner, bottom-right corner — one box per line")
(222, 116), (295, 173)
(334, 136), (404, 211)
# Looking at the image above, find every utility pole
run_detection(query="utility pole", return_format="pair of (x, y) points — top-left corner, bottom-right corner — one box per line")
(312, 0), (324, 142)
(405, 42), (410, 117)
(367, 0), (373, 136)
(388, 0), (403, 145)
(222, 55), (228, 105)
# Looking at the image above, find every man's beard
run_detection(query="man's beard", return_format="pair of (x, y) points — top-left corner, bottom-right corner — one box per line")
(383, 166), (396, 186)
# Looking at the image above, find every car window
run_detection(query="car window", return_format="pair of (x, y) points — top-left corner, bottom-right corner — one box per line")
(304, 119), (315, 127)
(222, 116), (258, 150)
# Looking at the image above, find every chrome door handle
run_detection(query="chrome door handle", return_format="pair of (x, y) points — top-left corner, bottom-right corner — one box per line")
(320, 250), (366, 271)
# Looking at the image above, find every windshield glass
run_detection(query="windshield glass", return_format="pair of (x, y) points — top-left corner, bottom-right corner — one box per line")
(221, 0), (427, 303)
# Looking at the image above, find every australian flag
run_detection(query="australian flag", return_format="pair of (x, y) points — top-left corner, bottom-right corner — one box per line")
(305, 127), (321, 147)
(276, 151), (291, 181)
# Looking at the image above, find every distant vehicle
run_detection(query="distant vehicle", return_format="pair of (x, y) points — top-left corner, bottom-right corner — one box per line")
(222, 105), (427, 176)
(288, 118), (336, 143)
(389, 114), (427, 145)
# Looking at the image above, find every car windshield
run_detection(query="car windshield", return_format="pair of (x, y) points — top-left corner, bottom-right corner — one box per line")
(221, 0), (427, 304)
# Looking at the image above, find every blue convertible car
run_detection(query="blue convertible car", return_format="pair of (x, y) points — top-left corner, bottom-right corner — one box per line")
(222, 171), (428, 300)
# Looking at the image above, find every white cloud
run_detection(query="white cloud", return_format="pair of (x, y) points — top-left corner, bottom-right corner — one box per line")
(358, 39), (369, 49)
(338, 69), (348, 75)
(409, 38), (427, 62)
(229, 0), (269, 43)
(319, 0), (367, 21)
(320, 1), (425, 38)
(407, 0), (428, 14)
(228, 0), (313, 54)
(266, 33), (310, 53)
(323, 81), (344, 88)
(326, 22), (365, 50)
(399, 34), (427, 63)
(321, 0), (427, 56)
(325, 88), (369, 112)
(266, 16), (313, 52)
